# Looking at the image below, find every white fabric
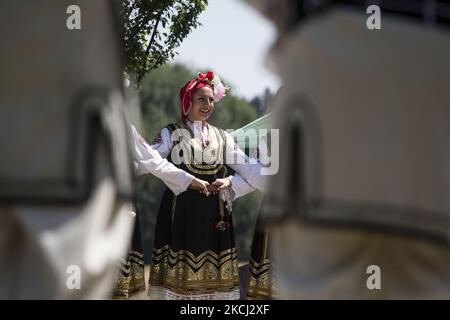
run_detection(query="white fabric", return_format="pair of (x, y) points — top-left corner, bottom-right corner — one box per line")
(229, 174), (256, 200)
(0, 157), (134, 299)
(148, 122), (267, 198)
(149, 286), (240, 300)
(0, 1), (136, 299)
(223, 130), (267, 193)
(132, 121), (269, 210)
(266, 7), (450, 299)
(227, 133), (270, 202)
(276, 9), (450, 216)
(131, 125), (194, 196)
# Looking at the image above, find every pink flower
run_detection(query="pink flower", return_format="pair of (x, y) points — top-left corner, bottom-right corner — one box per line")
(212, 75), (227, 102)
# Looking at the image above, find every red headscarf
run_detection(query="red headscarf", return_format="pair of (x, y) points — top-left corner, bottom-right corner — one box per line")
(179, 71), (214, 121)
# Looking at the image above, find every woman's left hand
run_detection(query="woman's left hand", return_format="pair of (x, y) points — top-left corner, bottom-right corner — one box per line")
(210, 178), (231, 195)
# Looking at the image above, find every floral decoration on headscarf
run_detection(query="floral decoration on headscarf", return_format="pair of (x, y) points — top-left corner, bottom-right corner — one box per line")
(179, 71), (228, 120)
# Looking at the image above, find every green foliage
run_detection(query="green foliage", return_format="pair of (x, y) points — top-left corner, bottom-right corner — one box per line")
(248, 88), (274, 116)
(120, 0), (208, 83)
(135, 63), (261, 262)
(138, 64), (193, 139)
(209, 95), (257, 130)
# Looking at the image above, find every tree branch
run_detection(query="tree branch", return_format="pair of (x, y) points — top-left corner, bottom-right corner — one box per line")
(139, 10), (163, 81)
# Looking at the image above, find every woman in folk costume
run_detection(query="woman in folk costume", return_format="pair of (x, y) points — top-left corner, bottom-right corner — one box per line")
(113, 106), (212, 299)
(132, 71), (264, 299)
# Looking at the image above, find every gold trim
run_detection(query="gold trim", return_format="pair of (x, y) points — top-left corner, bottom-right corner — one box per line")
(117, 264), (131, 274)
(245, 257), (279, 300)
(150, 257), (239, 294)
(185, 163), (222, 175)
(129, 255), (144, 265)
(249, 258), (272, 269)
(246, 271), (272, 299)
(152, 246), (238, 268)
(191, 163), (219, 169)
(130, 250), (144, 258)
(248, 257), (271, 277)
(249, 264), (271, 276)
(112, 251), (146, 299)
(152, 248), (238, 269)
(150, 259), (239, 285)
(153, 245), (236, 259)
(165, 252), (238, 270)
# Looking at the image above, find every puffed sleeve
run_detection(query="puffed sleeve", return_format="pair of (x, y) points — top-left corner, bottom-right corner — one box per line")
(131, 125), (194, 195)
(223, 131), (267, 193)
(147, 127), (172, 159)
(228, 174), (256, 200)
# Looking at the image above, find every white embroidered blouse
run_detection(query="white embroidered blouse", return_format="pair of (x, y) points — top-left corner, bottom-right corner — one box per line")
(131, 121), (266, 201)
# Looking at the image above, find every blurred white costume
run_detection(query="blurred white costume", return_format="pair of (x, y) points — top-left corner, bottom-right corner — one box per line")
(0, 1), (135, 299)
(248, 0), (450, 299)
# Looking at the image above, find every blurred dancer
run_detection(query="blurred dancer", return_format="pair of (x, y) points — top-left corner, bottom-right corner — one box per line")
(247, 0), (450, 299)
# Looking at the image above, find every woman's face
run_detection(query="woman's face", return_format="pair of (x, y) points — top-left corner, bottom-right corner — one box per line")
(188, 86), (215, 122)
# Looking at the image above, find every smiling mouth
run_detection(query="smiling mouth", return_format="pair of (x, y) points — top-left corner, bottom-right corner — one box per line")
(200, 109), (210, 115)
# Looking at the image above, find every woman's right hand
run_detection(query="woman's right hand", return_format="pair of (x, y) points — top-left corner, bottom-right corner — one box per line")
(189, 177), (210, 196)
